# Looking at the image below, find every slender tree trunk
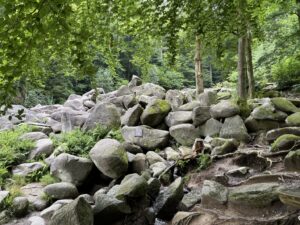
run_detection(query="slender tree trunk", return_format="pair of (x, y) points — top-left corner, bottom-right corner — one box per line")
(297, 0), (300, 30)
(209, 63), (213, 86)
(246, 32), (255, 99)
(238, 35), (248, 100)
(195, 35), (204, 95)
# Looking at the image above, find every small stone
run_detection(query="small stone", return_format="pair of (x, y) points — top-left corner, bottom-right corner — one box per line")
(43, 182), (79, 200)
(12, 196), (29, 217)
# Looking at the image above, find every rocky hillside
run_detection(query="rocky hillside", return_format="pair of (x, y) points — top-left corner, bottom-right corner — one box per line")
(1, 75), (300, 225)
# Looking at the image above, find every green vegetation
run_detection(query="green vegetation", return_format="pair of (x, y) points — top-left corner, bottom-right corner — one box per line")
(197, 154), (212, 171)
(0, 125), (34, 186)
(40, 174), (60, 186)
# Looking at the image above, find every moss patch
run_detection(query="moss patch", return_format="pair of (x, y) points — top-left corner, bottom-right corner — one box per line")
(271, 134), (300, 152)
(286, 112), (300, 126)
(271, 97), (299, 113)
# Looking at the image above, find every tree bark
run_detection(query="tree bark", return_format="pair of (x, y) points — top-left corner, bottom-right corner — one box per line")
(297, 0), (300, 30)
(237, 35), (248, 100)
(246, 32), (255, 99)
(195, 35), (204, 94)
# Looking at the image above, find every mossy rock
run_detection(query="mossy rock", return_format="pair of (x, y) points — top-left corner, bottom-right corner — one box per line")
(271, 134), (300, 152)
(271, 97), (299, 113)
(286, 112), (300, 126)
(141, 99), (171, 127)
(284, 149), (300, 171)
(251, 104), (287, 121)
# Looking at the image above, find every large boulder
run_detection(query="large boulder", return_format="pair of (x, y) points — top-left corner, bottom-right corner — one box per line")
(12, 162), (45, 177)
(82, 102), (121, 131)
(220, 115), (250, 142)
(286, 112), (300, 126)
(121, 126), (169, 150)
(266, 127), (300, 142)
(211, 138), (239, 156)
(49, 197), (93, 225)
(251, 103), (287, 121)
(271, 97), (299, 113)
(121, 104), (143, 126)
(154, 177), (184, 220)
(63, 98), (85, 111)
(132, 83), (166, 99)
(284, 149), (300, 171)
(89, 139), (128, 179)
(43, 182), (79, 200)
(20, 132), (48, 141)
(12, 197), (29, 217)
(177, 101), (201, 111)
(170, 124), (201, 146)
(146, 151), (165, 165)
(245, 116), (285, 132)
(192, 106), (211, 126)
(114, 174), (148, 198)
(165, 90), (186, 110)
(199, 118), (222, 137)
(50, 153), (93, 186)
(30, 139), (54, 159)
(201, 180), (228, 207)
(128, 75), (142, 88)
(198, 90), (217, 106)
(271, 134), (300, 151)
(165, 111), (192, 127)
(210, 100), (240, 119)
(141, 99), (171, 127)
(228, 183), (279, 207)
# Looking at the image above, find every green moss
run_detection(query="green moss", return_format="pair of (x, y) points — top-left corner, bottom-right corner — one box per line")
(147, 99), (171, 115)
(271, 98), (299, 113)
(271, 134), (300, 151)
(286, 112), (300, 126)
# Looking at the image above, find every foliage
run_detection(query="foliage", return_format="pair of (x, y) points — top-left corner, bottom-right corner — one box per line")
(197, 154), (212, 171)
(40, 174), (60, 185)
(105, 128), (124, 142)
(0, 125), (34, 186)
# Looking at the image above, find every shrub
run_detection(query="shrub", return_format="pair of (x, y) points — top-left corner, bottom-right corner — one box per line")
(197, 154), (212, 170)
(40, 174), (60, 185)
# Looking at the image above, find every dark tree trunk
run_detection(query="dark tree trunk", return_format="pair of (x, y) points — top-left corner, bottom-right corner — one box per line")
(246, 32), (255, 99)
(195, 35), (204, 94)
(238, 35), (248, 100)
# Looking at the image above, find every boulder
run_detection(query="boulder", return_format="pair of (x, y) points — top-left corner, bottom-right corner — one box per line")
(89, 139), (128, 179)
(132, 83), (166, 99)
(12, 197), (29, 217)
(146, 151), (166, 165)
(141, 99), (171, 127)
(20, 132), (48, 141)
(30, 138), (54, 159)
(93, 193), (131, 224)
(199, 118), (222, 137)
(128, 75), (143, 88)
(177, 101), (201, 111)
(63, 99), (85, 111)
(286, 112), (300, 126)
(121, 126), (169, 150)
(29, 216), (46, 225)
(220, 115), (250, 143)
(82, 102), (121, 131)
(147, 178), (161, 200)
(123, 94), (138, 109)
(43, 182), (79, 200)
(116, 85), (133, 97)
(121, 104), (143, 126)
(192, 106), (211, 126)
(122, 142), (143, 154)
(245, 116), (285, 132)
(165, 111), (192, 127)
(201, 180), (228, 207)
(154, 177), (184, 220)
(114, 174), (148, 198)
(279, 190), (300, 208)
(251, 103), (287, 121)
(271, 97), (299, 113)
(50, 153), (93, 186)
(49, 197), (93, 225)
(20, 183), (48, 211)
(198, 90), (217, 106)
(210, 100), (240, 119)
(131, 153), (147, 174)
(179, 188), (202, 211)
(137, 95), (159, 106)
(0, 191), (9, 206)
(211, 138), (239, 156)
(284, 149), (300, 171)
(12, 162), (45, 177)
(165, 147), (180, 161)
(165, 90), (186, 110)
(150, 162), (168, 177)
(170, 124), (201, 146)
(228, 183), (279, 207)
(266, 127), (300, 142)
(271, 134), (300, 151)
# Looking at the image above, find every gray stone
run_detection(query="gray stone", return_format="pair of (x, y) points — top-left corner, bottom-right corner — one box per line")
(201, 180), (228, 206)
(83, 102), (121, 131)
(169, 124), (201, 146)
(245, 116), (285, 132)
(286, 112), (300, 126)
(154, 177), (184, 220)
(165, 147), (180, 161)
(147, 178), (161, 200)
(141, 99), (171, 127)
(131, 153), (147, 174)
(132, 83), (166, 99)
(21, 183), (48, 211)
(177, 101), (201, 111)
(146, 151), (166, 165)
(165, 90), (186, 110)
(165, 111), (192, 127)
(116, 85), (133, 97)
(211, 138), (239, 156)
(228, 183), (279, 207)
(20, 132), (48, 141)
(210, 100), (240, 119)
(30, 138), (54, 159)
(115, 174), (148, 198)
(271, 134), (300, 151)
(128, 75), (143, 88)
(50, 153), (93, 186)
(220, 115), (250, 143)
(199, 118), (222, 137)
(29, 216), (46, 225)
(266, 127), (300, 142)
(179, 188), (202, 211)
(192, 106), (211, 126)
(43, 182), (79, 200)
(198, 90), (217, 106)
(90, 139), (128, 179)
(271, 97), (299, 113)
(12, 197), (29, 217)
(64, 99), (85, 111)
(41, 203), (64, 220)
(122, 126), (169, 150)
(122, 142), (143, 154)
(285, 149), (300, 171)
(150, 162), (168, 177)
(0, 191), (9, 206)
(12, 162), (45, 177)
(121, 104), (143, 126)
(49, 197), (93, 225)
(251, 103), (288, 121)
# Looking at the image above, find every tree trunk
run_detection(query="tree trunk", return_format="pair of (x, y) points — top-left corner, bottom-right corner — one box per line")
(195, 35), (204, 95)
(237, 35), (248, 100)
(297, 0), (300, 30)
(209, 63), (213, 86)
(246, 32), (255, 99)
